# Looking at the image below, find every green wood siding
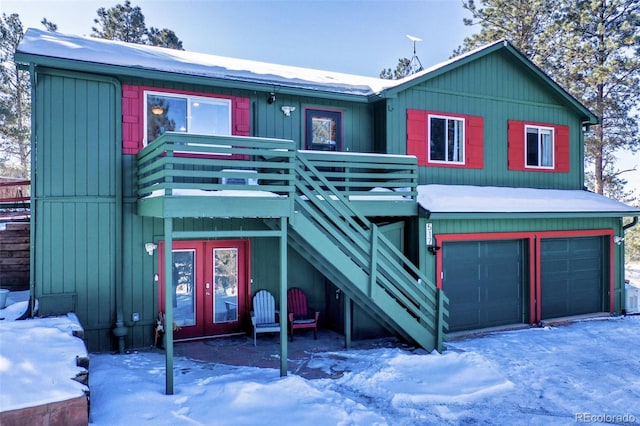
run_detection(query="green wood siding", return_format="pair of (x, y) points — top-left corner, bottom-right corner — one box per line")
(392, 53), (585, 189)
(33, 71), (119, 351)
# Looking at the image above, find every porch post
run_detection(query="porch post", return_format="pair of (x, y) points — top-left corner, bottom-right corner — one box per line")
(164, 218), (174, 395)
(344, 293), (351, 349)
(279, 216), (288, 376)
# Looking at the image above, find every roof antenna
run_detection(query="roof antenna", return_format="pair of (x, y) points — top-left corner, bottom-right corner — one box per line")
(406, 35), (424, 76)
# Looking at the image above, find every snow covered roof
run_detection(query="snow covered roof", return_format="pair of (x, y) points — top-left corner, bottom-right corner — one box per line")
(16, 28), (394, 96)
(15, 29), (597, 121)
(417, 185), (640, 216)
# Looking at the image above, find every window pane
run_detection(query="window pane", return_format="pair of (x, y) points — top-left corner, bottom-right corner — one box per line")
(311, 116), (337, 146)
(147, 95), (187, 143)
(430, 117), (445, 161)
(526, 128), (539, 166)
(172, 250), (196, 327)
(540, 129), (553, 167)
(447, 119), (464, 162)
(213, 248), (238, 323)
(189, 98), (231, 135)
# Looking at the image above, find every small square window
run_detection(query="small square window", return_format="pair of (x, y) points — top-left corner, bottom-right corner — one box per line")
(525, 126), (554, 168)
(305, 109), (342, 151)
(429, 115), (464, 164)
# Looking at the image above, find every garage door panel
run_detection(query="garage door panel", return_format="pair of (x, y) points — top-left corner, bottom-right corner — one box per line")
(443, 239), (525, 332)
(541, 236), (605, 320)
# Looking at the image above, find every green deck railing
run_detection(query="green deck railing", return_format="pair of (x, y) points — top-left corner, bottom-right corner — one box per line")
(136, 132), (297, 199)
(297, 150), (418, 201)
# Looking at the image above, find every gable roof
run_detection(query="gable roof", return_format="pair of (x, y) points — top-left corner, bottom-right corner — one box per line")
(15, 28), (597, 122)
(380, 40), (598, 124)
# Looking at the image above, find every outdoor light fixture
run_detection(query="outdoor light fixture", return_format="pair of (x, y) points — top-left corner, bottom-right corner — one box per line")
(427, 245), (441, 255)
(267, 93), (276, 104)
(281, 106), (296, 116)
(151, 105), (164, 115)
(614, 236), (625, 245)
(145, 242), (157, 256)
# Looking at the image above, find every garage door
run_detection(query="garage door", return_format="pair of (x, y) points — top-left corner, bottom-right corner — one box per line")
(540, 236), (605, 319)
(443, 239), (526, 332)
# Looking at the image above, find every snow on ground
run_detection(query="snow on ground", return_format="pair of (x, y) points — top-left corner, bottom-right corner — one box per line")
(87, 316), (640, 425)
(0, 291), (87, 412)
(2, 280), (640, 425)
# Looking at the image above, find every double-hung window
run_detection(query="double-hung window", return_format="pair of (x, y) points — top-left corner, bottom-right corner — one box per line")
(525, 125), (554, 169)
(429, 115), (465, 164)
(145, 91), (231, 145)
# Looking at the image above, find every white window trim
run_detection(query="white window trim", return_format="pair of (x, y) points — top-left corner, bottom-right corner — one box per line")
(143, 90), (232, 147)
(427, 114), (466, 165)
(524, 125), (555, 169)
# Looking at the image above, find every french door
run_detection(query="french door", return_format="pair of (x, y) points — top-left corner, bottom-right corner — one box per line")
(159, 240), (251, 339)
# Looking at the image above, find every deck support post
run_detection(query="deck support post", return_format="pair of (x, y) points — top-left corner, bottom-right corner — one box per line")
(344, 294), (351, 349)
(164, 218), (174, 395)
(279, 216), (288, 376)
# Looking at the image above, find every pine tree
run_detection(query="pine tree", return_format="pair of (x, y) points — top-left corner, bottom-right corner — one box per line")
(0, 13), (30, 178)
(455, 0), (558, 63)
(380, 58), (412, 80)
(92, 0), (184, 50)
(551, 0), (640, 196)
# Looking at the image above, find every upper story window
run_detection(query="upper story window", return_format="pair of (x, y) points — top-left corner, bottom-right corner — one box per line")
(508, 120), (569, 173)
(406, 109), (484, 169)
(305, 108), (343, 151)
(525, 125), (554, 169)
(429, 115), (465, 164)
(145, 91), (231, 145)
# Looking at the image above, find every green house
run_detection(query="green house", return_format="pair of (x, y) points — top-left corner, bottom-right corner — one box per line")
(15, 30), (639, 362)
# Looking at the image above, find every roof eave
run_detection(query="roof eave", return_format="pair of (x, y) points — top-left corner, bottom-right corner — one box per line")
(14, 52), (372, 103)
(427, 211), (640, 220)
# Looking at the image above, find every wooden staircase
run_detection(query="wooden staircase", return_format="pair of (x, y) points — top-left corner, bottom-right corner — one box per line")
(283, 154), (448, 351)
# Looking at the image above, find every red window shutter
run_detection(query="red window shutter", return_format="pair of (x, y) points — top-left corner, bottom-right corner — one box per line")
(554, 124), (570, 173)
(465, 115), (484, 169)
(232, 97), (251, 136)
(122, 84), (144, 155)
(508, 120), (526, 171)
(406, 109), (428, 166)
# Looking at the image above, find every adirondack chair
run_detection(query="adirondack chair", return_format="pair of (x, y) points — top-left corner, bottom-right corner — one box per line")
(250, 290), (281, 346)
(287, 287), (320, 341)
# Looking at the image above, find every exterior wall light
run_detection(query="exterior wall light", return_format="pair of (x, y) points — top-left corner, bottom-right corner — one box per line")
(427, 245), (441, 255)
(267, 93), (276, 104)
(145, 242), (157, 255)
(281, 106), (296, 116)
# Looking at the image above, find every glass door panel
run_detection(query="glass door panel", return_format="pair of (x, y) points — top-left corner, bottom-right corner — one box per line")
(213, 248), (238, 323)
(172, 250), (196, 327)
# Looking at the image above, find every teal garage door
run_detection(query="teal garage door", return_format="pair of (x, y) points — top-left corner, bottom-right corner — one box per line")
(540, 236), (605, 320)
(442, 239), (526, 332)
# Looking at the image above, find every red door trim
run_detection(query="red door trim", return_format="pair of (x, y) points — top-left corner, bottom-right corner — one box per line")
(158, 239), (251, 339)
(435, 229), (615, 324)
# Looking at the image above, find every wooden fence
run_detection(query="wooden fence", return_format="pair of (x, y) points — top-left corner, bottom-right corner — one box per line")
(0, 222), (30, 291)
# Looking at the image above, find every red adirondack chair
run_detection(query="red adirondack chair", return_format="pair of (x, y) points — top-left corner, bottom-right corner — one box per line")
(287, 287), (319, 340)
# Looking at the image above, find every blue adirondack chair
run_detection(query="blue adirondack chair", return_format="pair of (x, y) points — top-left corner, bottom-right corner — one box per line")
(250, 290), (281, 346)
